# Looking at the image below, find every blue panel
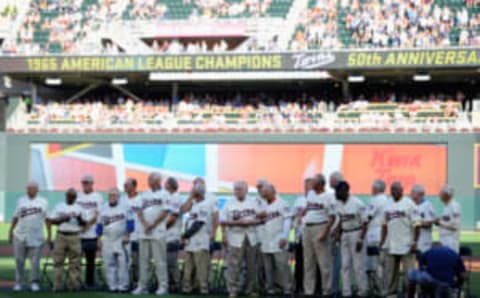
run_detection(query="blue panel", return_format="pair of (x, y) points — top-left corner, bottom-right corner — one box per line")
(123, 144), (206, 177)
(163, 144), (205, 177)
(123, 144), (168, 168)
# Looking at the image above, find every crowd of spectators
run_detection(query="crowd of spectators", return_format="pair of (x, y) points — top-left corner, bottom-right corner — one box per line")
(150, 39), (229, 53)
(9, 90), (473, 133)
(191, 0), (274, 19)
(290, 0), (341, 51)
(345, 0), (480, 48)
(124, 0), (168, 20)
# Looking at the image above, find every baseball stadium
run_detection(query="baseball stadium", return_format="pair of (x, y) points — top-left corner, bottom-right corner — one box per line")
(0, 0), (480, 297)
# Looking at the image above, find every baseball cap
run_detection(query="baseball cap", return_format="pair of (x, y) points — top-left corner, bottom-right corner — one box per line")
(81, 174), (94, 183)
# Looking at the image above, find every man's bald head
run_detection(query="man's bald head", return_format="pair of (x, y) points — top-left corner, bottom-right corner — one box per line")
(26, 181), (39, 198)
(390, 181), (403, 201)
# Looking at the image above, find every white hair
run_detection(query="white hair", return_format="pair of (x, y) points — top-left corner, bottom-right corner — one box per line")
(411, 184), (425, 196)
(193, 183), (206, 197)
(149, 172), (162, 182)
(330, 171), (344, 182)
(108, 187), (120, 196)
(441, 185), (454, 197)
(264, 183), (276, 194)
(234, 180), (248, 191)
(256, 178), (270, 187)
(27, 181), (39, 188)
(372, 179), (386, 192)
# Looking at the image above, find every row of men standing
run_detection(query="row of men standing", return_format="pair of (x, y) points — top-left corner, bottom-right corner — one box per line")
(293, 173), (462, 298)
(9, 171), (462, 298)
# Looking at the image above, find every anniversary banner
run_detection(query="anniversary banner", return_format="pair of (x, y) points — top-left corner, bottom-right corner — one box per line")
(0, 48), (479, 73)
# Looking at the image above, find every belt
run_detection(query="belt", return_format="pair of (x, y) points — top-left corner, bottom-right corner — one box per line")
(305, 221), (327, 226)
(58, 231), (80, 236)
(343, 227), (362, 233)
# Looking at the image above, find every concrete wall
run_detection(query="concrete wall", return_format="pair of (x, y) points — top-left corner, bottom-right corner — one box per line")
(0, 132), (478, 229)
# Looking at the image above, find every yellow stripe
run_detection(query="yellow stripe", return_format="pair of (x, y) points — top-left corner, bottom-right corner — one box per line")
(47, 143), (94, 159)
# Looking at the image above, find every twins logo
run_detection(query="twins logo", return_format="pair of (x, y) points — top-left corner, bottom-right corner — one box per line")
(232, 209), (255, 221)
(19, 207), (43, 218)
(142, 198), (163, 209)
(306, 202), (324, 210)
(386, 210), (407, 221)
(77, 201), (98, 209)
(340, 213), (356, 221)
(103, 214), (125, 226)
(265, 211), (281, 222)
(442, 215), (451, 221)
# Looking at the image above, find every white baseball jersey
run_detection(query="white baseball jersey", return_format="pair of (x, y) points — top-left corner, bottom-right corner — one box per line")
(76, 191), (104, 239)
(261, 197), (293, 253)
(439, 200), (461, 253)
(383, 197), (419, 255)
(13, 195), (48, 247)
(293, 195), (307, 243)
(165, 191), (184, 243)
(255, 197), (267, 243)
(98, 203), (133, 243)
(337, 195), (367, 232)
(221, 197), (263, 248)
(124, 194), (141, 242)
(137, 189), (170, 239)
(185, 198), (212, 252)
(303, 190), (336, 224)
(413, 200), (436, 253)
(204, 192), (219, 236)
(366, 193), (388, 244)
(49, 202), (87, 233)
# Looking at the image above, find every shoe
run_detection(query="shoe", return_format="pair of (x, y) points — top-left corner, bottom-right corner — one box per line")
(155, 287), (168, 295)
(131, 287), (147, 295)
(31, 283), (40, 292)
(13, 284), (22, 291)
(228, 294), (238, 298)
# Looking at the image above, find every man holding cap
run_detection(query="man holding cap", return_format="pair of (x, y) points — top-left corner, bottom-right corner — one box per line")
(48, 188), (87, 291)
(76, 174), (104, 288)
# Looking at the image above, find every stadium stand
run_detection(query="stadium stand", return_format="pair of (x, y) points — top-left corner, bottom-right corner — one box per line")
(290, 0), (480, 50)
(7, 91), (473, 134)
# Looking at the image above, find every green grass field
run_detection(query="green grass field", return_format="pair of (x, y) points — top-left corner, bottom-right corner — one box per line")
(0, 224), (479, 297)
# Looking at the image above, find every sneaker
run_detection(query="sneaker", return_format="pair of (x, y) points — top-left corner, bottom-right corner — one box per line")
(131, 287), (147, 295)
(155, 287), (168, 295)
(13, 284), (22, 291)
(31, 283), (40, 292)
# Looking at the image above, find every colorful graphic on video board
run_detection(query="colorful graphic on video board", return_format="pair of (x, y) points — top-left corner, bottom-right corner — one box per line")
(30, 143), (447, 195)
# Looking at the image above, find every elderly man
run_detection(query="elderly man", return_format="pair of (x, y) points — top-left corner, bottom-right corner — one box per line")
(221, 181), (263, 298)
(302, 173), (336, 297)
(123, 178), (141, 285)
(76, 174), (104, 288)
(182, 183), (213, 295)
(132, 172), (170, 296)
(434, 185), (461, 253)
(293, 178), (313, 294)
(380, 182), (420, 298)
(8, 181), (50, 292)
(255, 178), (269, 290)
(335, 181), (368, 298)
(260, 183), (293, 296)
(182, 177), (219, 243)
(365, 179), (388, 295)
(48, 188), (87, 291)
(411, 184), (436, 254)
(163, 177), (184, 293)
(97, 188), (134, 292)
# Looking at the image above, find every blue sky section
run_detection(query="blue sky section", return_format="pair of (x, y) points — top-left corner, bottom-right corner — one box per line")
(123, 144), (206, 177)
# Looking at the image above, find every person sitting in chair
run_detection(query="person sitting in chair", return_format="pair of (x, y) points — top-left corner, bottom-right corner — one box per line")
(407, 242), (465, 298)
